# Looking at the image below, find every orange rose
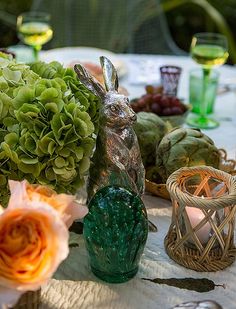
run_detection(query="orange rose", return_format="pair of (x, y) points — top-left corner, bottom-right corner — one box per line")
(0, 200), (69, 308)
(8, 180), (88, 227)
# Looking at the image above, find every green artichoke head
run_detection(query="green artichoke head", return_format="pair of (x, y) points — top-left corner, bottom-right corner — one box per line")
(133, 112), (168, 167)
(155, 127), (220, 183)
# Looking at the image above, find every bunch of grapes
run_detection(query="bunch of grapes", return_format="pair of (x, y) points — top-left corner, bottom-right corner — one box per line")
(131, 85), (187, 116)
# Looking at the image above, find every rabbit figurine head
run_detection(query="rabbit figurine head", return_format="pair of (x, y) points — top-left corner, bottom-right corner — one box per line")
(101, 92), (137, 129)
(74, 56), (145, 199)
(74, 56), (136, 128)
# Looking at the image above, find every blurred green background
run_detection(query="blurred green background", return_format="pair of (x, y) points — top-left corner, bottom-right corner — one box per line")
(0, 0), (236, 63)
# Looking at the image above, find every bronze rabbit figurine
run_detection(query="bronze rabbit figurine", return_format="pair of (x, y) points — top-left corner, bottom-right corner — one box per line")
(74, 56), (145, 201)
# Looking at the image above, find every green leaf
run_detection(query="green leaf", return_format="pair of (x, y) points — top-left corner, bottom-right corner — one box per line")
(141, 277), (225, 292)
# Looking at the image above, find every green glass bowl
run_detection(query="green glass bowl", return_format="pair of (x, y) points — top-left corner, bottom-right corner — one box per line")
(160, 104), (192, 128)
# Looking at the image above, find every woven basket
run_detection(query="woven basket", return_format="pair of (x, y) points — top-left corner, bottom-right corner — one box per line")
(145, 148), (236, 200)
(165, 166), (236, 272)
(12, 289), (41, 309)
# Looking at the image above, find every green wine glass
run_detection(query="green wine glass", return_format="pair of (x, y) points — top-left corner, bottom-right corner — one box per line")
(17, 11), (53, 62)
(187, 33), (228, 129)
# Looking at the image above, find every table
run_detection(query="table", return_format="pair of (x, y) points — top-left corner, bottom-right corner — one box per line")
(40, 54), (236, 309)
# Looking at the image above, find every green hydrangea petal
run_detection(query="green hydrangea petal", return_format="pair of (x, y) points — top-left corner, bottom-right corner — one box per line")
(54, 157), (66, 168)
(79, 156), (90, 175)
(1, 142), (19, 163)
(12, 87), (35, 108)
(4, 132), (18, 147)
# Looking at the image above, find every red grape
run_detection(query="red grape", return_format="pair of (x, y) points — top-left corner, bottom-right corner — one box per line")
(151, 102), (161, 114)
(159, 96), (170, 107)
(153, 93), (162, 103)
(170, 106), (183, 115)
(142, 93), (153, 104)
(138, 98), (147, 108)
(162, 107), (172, 116)
(170, 97), (180, 106)
(132, 85), (187, 116)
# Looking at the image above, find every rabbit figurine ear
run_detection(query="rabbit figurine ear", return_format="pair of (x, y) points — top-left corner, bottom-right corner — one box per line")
(74, 64), (105, 99)
(100, 56), (119, 92)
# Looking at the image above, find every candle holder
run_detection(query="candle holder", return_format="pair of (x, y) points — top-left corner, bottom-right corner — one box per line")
(165, 166), (236, 272)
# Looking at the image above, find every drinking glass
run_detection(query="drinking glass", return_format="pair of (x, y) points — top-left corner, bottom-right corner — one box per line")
(17, 11), (53, 62)
(189, 68), (219, 115)
(187, 33), (228, 129)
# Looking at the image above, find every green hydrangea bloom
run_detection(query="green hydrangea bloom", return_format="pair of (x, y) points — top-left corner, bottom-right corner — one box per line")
(0, 54), (100, 205)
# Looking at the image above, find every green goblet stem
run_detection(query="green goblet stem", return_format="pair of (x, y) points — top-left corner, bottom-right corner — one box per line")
(199, 67), (211, 124)
(32, 45), (41, 62)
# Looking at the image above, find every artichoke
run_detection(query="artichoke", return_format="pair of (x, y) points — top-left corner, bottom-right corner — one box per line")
(133, 112), (168, 167)
(155, 127), (220, 183)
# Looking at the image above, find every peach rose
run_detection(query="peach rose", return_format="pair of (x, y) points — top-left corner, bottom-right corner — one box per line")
(0, 200), (69, 308)
(8, 180), (88, 228)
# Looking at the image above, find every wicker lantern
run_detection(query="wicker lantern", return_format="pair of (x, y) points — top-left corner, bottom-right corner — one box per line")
(165, 166), (236, 272)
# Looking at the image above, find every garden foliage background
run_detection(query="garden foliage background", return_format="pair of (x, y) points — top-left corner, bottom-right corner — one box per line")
(0, 0), (236, 64)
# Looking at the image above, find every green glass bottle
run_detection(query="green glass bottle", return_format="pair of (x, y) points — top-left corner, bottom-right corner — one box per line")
(83, 186), (148, 283)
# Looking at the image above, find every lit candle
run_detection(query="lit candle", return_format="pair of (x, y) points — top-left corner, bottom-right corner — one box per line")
(185, 205), (214, 244)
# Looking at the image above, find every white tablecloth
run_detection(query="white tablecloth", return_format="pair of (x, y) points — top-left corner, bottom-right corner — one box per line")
(40, 54), (236, 309)
(41, 195), (236, 309)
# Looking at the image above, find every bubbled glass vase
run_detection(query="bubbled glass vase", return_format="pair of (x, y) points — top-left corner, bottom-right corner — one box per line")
(83, 186), (148, 283)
